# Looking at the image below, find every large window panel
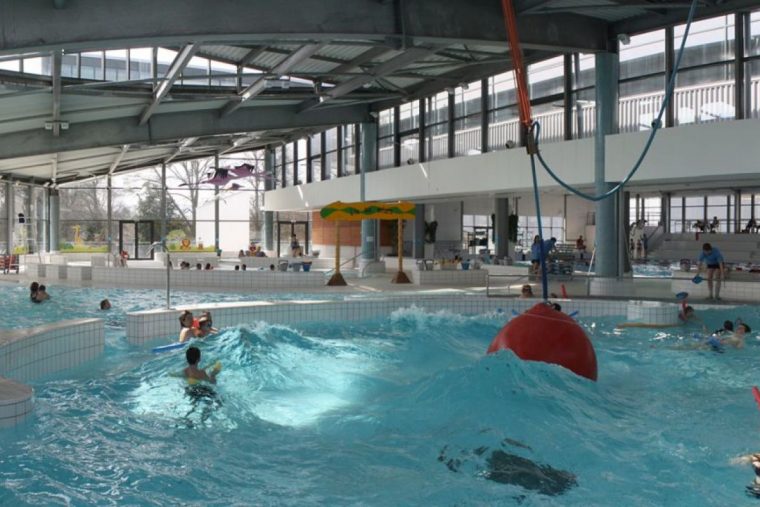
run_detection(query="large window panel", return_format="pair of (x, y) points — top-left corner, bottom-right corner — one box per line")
(670, 196), (684, 233)
(341, 125), (357, 176)
(130, 48), (153, 82)
(619, 75), (665, 133)
(674, 15), (734, 68)
(378, 108), (395, 169)
(105, 49), (128, 81)
(453, 81), (482, 156)
(424, 92), (448, 161)
(80, 51), (104, 80)
(746, 60), (760, 119)
(296, 139), (307, 185)
(620, 30), (665, 80)
(59, 181), (109, 252)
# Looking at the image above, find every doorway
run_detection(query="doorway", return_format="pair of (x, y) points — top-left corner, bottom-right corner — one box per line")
(118, 220), (155, 260)
(276, 220), (309, 258)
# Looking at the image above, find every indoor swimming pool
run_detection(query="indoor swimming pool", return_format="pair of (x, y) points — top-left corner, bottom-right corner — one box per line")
(2, 286), (760, 505)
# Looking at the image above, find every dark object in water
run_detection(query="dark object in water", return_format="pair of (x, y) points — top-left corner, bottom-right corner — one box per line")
(485, 450), (577, 496)
(438, 443), (577, 497)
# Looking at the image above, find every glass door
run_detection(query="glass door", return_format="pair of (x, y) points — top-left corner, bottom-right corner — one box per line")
(119, 220), (155, 259)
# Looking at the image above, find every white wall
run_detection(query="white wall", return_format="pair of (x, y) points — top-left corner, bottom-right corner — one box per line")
(264, 119), (760, 213)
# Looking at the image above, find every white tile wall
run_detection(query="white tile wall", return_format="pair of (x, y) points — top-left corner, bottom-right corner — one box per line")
(126, 296), (633, 345)
(45, 264), (68, 281)
(411, 269), (488, 286)
(625, 301), (680, 326)
(66, 266), (92, 281)
(0, 318), (105, 428)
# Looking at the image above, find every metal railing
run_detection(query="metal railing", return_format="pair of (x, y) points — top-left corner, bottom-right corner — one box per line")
(376, 77), (760, 170)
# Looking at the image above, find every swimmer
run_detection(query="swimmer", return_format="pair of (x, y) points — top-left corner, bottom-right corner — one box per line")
(178, 310), (201, 343)
(183, 346), (219, 385)
(720, 322), (751, 349)
(99, 298), (111, 310)
(29, 281), (39, 302)
(196, 313), (219, 338)
(35, 284), (50, 302)
(519, 284), (533, 298)
(730, 452), (760, 497)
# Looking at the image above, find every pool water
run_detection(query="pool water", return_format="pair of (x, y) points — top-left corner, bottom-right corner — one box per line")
(2, 290), (760, 505)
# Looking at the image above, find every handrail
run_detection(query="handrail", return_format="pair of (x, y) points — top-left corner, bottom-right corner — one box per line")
(324, 251), (363, 276)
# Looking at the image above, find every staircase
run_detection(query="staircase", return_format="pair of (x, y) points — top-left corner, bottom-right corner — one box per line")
(650, 233), (760, 263)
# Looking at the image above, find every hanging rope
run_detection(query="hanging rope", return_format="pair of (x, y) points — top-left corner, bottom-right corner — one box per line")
(499, 0), (700, 300)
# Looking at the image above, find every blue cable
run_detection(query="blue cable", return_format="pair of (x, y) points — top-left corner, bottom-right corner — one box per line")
(530, 0), (698, 203)
(531, 154), (550, 300)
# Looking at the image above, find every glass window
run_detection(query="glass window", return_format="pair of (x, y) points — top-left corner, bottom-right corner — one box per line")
(0, 59), (20, 72)
(105, 49), (128, 81)
(748, 10), (760, 57)
(274, 147), (283, 188)
(129, 48), (153, 82)
(675, 65), (735, 125)
(453, 80), (482, 156)
(156, 48), (178, 79)
(746, 59), (760, 119)
(341, 125), (357, 176)
(80, 51), (104, 80)
(284, 143), (294, 187)
(210, 59), (237, 87)
(59, 180), (109, 252)
(324, 129), (338, 179)
(296, 139), (307, 185)
(619, 75), (665, 133)
(182, 55), (209, 86)
(674, 15), (734, 68)
(670, 196), (684, 233)
(528, 56), (564, 99)
(378, 108), (395, 169)
(61, 53), (78, 78)
(424, 92), (449, 161)
(309, 133), (323, 182)
(620, 30), (665, 80)
(24, 55), (52, 75)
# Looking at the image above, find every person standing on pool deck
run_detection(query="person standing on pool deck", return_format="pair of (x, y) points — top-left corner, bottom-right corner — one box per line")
(696, 242), (725, 301)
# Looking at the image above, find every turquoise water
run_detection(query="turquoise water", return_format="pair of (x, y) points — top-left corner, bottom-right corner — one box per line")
(2, 288), (760, 504)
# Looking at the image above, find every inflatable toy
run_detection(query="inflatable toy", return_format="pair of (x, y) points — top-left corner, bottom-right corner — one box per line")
(487, 303), (597, 381)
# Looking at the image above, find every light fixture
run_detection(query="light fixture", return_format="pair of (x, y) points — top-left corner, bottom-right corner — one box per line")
(44, 120), (69, 130)
(617, 33), (631, 45)
(505, 140), (516, 149)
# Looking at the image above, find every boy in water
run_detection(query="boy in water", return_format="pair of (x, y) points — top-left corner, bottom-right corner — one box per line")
(183, 346), (219, 384)
(719, 322), (751, 349)
(196, 312), (219, 338)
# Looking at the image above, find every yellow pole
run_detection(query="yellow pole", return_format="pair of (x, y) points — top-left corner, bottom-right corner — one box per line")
(335, 220), (341, 274)
(397, 218), (402, 274)
(327, 219), (347, 286)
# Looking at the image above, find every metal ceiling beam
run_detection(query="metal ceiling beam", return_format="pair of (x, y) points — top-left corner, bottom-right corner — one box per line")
(163, 137), (198, 163)
(51, 49), (62, 136)
(328, 47), (393, 75)
(0, 103), (371, 160)
(323, 47), (435, 101)
(220, 43), (322, 116)
(138, 44), (197, 125)
(108, 144), (130, 174)
(0, 0), (610, 54)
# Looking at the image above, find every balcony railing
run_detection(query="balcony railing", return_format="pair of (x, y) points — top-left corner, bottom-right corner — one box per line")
(376, 77), (760, 169)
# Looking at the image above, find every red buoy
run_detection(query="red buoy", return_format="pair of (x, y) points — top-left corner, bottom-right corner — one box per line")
(487, 303), (598, 381)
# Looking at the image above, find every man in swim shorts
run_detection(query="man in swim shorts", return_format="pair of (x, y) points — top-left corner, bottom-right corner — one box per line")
(696, 242), (725, 300)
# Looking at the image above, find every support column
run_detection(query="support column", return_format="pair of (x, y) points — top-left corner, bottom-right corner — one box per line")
(594, 52), (621, 277)
(49, 187), (59, 254)
(263, 147), (275, 252)
(160, 163), (167, 243)
(106, 175), (112, 256)
(413, 203), (425, 259)
(214, 156), (220, 253)
(360, 121), (385, 276)
(5, 182), (12, 255)
(494, 197), (509, 260)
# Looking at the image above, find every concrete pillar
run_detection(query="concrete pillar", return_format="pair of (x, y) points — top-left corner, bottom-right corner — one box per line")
(5, 182), (13, 255)
(48, 188), (59, 253)
(263, 147), (274, 252)
(594, 52), (620, 277)
(360, 121), (384, 274)
(106, 175), (112, 256)
(214, 154), (220, 253)
(413, 203), (425, 259)
(494, 197), (509, 260)
(160, 163), (167, 243)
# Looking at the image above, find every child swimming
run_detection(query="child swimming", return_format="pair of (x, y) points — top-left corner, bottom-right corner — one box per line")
(183, 346), (221, 385)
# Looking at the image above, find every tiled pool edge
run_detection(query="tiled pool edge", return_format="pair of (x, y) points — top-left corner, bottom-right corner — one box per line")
(126, 295), (682, 345)
(0, 318), (105, 428)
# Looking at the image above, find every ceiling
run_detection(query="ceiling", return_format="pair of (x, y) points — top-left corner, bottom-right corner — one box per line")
(0, 0), (752, 185)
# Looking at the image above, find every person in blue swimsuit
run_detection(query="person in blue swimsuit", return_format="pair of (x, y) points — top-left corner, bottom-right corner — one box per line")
(697, 242), (725, 300)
